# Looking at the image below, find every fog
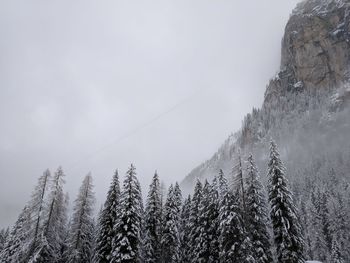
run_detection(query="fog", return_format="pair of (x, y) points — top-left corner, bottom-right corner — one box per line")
(0, 0), (299, 227)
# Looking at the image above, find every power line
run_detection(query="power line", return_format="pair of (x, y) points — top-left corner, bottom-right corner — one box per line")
(68, 88), (206, 170)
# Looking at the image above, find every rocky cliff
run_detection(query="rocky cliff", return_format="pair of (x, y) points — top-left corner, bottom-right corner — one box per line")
(181, 0), (350, 192)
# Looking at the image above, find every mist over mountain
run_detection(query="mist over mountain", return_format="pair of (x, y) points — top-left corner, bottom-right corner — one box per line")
(181, 0), (350, 191)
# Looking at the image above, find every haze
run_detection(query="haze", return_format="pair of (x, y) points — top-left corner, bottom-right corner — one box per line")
(0, 0), (299, 227)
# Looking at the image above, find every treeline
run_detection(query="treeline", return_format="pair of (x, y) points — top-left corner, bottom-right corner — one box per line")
(0, 141), (346, 262)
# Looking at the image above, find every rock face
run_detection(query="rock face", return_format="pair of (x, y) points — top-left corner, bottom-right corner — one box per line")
(181, 0), (350, 192)
(265, 0), (350, 105)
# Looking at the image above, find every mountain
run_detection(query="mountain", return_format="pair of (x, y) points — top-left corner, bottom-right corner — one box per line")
(181, 0), (350, 192)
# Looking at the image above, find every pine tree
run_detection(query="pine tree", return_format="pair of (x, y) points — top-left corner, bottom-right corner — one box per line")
(218, 191), (255, 263)
(161, 184), (181, 263)
(245, 154), (272, 263)
(58, 192), (70, 263)
(308, 186), (330, 261)
(194, 180), (219, 263)
(188, 180), (202, 262)
(31, 166), (67, 263)
(0, 228), (9, 253)
(143, 172), (162, 263)
(94, 170), (120, 263)
(328, 191), (349, 261)
(0, 206), (32, 263)
(111, 164), (143, 263)
(267, 141), (304, 263)
(216, 169), (228, 200)
(179, 195), (191, 263)
(173, 183), (182, 215)
(27, 169), (51, 261)
(67, 174), (95, 263)
(232, 152), (247, 214)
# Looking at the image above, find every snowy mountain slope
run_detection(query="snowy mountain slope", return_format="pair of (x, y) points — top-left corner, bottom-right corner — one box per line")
(180, 0), (350, 193)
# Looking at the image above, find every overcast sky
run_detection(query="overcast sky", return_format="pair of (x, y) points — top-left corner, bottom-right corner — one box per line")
(0, 0), (299, 227)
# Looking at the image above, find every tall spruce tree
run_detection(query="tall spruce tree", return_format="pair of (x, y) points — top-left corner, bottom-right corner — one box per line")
(179, 195), (191, 263)
(27, 169), (51, 260)
(143, 172), (162, 263)
(94, 170), (120, 263)
(188, 179), (202, 262)
(31, 166), (67, 263)
(194, 180), (219, 263)
(218, 191), (255, 263)
(245, 154), (272, 263)
(216, 169), (228, 200)
(232, 152), (246, 214)
(0, 206), (32, 263)
(0, 228), (9, 254)
(161, 184), (181, 263)
(267, 141), (304, 263)
(67, 174), (95, 263)
(111, 164), (143, 263)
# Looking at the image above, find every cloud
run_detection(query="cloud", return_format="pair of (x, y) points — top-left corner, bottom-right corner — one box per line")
(0, 0), (300, 227)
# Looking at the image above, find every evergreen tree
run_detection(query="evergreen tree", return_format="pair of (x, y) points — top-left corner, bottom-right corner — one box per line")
(267, 141), (304, 263)
(27, 169), (51, 260)
(308, 186), (330, 262)
(188, 180), (202, 262)
(0, 228), (9, 253)
(173, 183), (182, 214)
(94, 170), (120, 263)
(0, 206), (32, 263)
(245, 154), (272, 263)
(143, 172), (162, 263)
(67, 174), (95, 263)
(216, 169), (228, 200)
(111, 164), (143, 263)
(328, 191), (349, 261)
(218, 191), (255, 263)
(58, 193), (70, 263)
(161, 184), (181, 263)
(194, 180), (219, 263)
(179, 195), (191, 263)
(31, 166), (67, 263)
(232, 152), (247, 214)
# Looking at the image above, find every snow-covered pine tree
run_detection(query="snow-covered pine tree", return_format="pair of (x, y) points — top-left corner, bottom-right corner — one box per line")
(193, 180), (211, 262)
(27, 169), (51, 260)
(216, 169), (228, 200)
(0, 228), (9, 253)
(173, 183), (182, 215)
(94, 170), (120, 263)
(245, 154), (272, 263)
(232, 152), (247, 214)
(218, 191), (255, 263)
(308, 186), (330, 262)
(58, 192), (70, 263)
(0, 206), (32, 263)
(31, 166), (67, 263)
(267, 141), (304, 263)
(188, 179), (202, 262)
(111, 164), (143, 263)
(194, 180), (219, 263)
(143, 171), (162, 263)
(328, 190), (350, 262)
(179, 195), (191, 263)
(161, 184), (181, 263)
(66, 174), (95, 263)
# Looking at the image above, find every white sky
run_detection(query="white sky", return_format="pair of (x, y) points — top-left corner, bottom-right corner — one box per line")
(0, 0), (300, 227)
